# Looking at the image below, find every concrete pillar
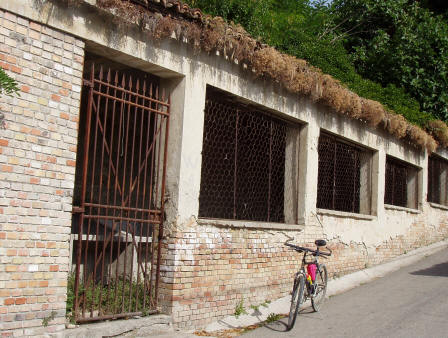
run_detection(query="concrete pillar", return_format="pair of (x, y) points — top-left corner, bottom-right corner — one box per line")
(160, 77), (186, 224)
(376, 149), (386, 217)
(360, 151), (373, 215)
(284, 126), (300, 224)
(175, 72), (207, 222)
(299, 123), (320, 223)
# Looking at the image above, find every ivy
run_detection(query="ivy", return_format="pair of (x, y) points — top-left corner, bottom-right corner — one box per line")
(0, 68), (19, 97)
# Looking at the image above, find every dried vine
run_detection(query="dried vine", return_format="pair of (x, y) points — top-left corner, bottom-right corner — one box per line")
(61, 0), (448, 152)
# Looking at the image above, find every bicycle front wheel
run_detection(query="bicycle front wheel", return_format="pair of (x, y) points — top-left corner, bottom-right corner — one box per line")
(311, 264), (327, 312)
(287, 273), (305, 330)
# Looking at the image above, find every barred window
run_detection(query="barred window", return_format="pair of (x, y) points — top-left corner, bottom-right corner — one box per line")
(428, 155), (448, 206)
(384, 156), (419, 209)
(317, 133), (372, 214)
(199, 88), (300, 223)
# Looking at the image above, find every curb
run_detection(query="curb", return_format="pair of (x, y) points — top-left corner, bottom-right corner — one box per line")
(204, 239), (448, 332)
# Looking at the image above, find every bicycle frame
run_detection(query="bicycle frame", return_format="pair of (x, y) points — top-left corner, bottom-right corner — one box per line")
(298, 251), (322, 298)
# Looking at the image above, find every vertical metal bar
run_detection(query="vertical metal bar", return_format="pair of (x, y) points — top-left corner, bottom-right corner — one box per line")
(392, 162), (395, 205)
(113, 73), (127, 314)
(121, 75), (132, 313)
(142, 82), (152, 310)
(98, 68), (111, 315)
(150, 86), (163, 306)
(332, 138), (336, 210)
(148, 85), (158, 214)
(127, 77), (139, 311)
(134, 79), (145, 312)
(268, 120), (272, 222)
(352, 150), (358, 213)
(148, 84), (158, 307)
(106, 70), (119, 309)
(90, 65), (103, 317)
(74, 62), (95, 321)
(233, 110), (239, 220)
(155, 91), (170, 307)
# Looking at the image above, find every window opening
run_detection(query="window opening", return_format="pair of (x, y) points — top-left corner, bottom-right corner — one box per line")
(428, 155), (448, 206)
(317, 133), (372, 214)
(199, 88), (299, 223)
(384, 156), (418, 209)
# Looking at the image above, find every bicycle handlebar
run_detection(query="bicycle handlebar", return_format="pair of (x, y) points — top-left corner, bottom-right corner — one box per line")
(285, 242), (332, 257)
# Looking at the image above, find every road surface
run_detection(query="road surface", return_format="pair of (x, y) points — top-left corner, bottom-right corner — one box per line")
(243, 247), (448, 338)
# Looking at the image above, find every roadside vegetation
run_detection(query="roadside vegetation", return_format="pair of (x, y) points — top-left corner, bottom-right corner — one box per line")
(185, 0), (448, 141)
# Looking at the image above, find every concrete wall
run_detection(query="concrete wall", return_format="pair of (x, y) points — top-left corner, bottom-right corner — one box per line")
(0, 0), (448, 333)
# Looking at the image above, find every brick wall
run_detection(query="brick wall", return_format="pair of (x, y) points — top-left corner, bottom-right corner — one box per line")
(161, 211), (448, 329)
(0, 9), (84, 336)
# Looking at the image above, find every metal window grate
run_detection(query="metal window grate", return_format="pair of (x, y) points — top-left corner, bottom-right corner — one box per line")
(199, 94), (288, 223)
(317, 133), (369, 213)
(384, 157), (409, 207)
(428, 155), (448, 205)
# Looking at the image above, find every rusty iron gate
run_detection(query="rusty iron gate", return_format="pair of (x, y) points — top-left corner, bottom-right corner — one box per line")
(72, 63), (170, 322)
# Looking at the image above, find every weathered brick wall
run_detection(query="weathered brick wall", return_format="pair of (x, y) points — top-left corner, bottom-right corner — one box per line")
(159, 220), (325, 329)
(161, 210), (448, 329)
(0, 9), (84, 336)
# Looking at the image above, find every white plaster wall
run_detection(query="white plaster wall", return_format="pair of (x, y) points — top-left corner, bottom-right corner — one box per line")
(3, 0), (448, 250)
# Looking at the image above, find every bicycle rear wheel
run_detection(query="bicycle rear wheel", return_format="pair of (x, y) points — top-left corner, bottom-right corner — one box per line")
(311, 264), (327, 312)
(287, 273), (305, 330)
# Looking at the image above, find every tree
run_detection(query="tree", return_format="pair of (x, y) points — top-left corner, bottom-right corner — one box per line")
(332, 0), (448, 121)
(186, 0), (428, 126)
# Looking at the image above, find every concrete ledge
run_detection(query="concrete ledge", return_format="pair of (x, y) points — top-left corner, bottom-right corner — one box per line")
(317, 208), (376, 220)
(50, 315), (172, 338)
(384, 204), (421, 214)
(429, 202), (448, 211)
(204, 239), (448, 332)
(197, 218), (305, 231)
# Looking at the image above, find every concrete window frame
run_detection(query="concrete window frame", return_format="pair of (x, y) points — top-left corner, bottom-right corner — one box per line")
(316, 131), (374, 216)
(428, 154), (448, 207)
(384, 155), (420, 210)
(197, 86), (303, 227)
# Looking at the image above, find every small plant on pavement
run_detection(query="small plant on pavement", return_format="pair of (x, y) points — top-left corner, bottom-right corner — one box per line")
(250, 304), (260, 311)
(234, 298), (247, 318)
(261, 299), (271, 308)
(265, 313), (282, 323)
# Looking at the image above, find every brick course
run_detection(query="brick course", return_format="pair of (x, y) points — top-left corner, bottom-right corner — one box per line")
(0, 9), (84, 335)
(160, 210), (448, 329)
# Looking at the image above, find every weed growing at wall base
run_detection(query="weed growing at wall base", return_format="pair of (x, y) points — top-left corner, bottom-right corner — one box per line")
(234, 298), (248, 318)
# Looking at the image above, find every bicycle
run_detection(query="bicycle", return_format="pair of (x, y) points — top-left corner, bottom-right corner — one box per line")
(285, 239), (332, 330)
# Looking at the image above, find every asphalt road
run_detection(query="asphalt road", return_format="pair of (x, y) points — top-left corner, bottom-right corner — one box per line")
(243, 247), (448, 338)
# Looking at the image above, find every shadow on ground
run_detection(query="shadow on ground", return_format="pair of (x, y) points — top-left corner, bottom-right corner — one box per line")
(260, 307), (320, 332)
(410, 262), (448, 277)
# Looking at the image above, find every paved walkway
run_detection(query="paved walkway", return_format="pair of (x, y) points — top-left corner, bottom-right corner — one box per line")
(243, 246), (448, 338)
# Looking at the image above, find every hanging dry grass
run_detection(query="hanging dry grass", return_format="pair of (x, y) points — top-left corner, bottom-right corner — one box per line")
(345, 91), (363, 119)
(88, 0), (448, 153)
(361, 99), (385, 127)
(426, 136), (438, 153)
(428, 120), (448, 148)
(318, 75), (345, 113)
(386, 113), (408, 139)
(407, 124), (437, 152)
(152, 16), (177, 40)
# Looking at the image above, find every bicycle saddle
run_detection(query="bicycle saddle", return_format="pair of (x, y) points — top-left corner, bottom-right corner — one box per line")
(315, 239), (326, 247)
